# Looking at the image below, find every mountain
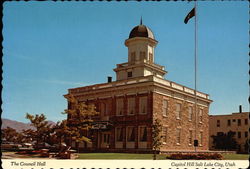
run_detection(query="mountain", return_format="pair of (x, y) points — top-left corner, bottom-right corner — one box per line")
(1, 118), (56, 132)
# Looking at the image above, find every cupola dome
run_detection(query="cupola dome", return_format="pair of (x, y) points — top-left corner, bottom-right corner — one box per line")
(128, 18), (155, 39)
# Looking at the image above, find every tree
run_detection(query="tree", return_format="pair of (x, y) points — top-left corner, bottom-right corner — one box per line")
(25, 113), (52, 148)
(152, 118), (162, 160)
(63, 94), (99, 152)
(211, 131), (238, 151)
(2, 127), (21, 143)
(1, 127), (27, 144)
(53, 120), (71, 147)
(22, 129), (36, 143)
(244, 139), (249, 154)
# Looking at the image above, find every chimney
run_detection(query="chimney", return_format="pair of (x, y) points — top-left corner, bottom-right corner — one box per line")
(107, 76), (112, 83)
(239, 105), (242, 113)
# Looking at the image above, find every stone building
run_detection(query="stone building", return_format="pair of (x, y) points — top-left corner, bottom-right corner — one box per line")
(209, 109), (249, 153)
(64, 21), (212, 153)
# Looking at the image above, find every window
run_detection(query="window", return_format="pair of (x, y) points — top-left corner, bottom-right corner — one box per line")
(227, 119), (231, 126)
(127, 127), (135, 142)
(149, 53), (153, 63)
(103, 134), (110, 143)
(238, 119), (241, 126)
(128, 98), (135, 115)
(100, 102), (109, 116)
(116, 127), (123, 142)
(140, 51), (146, 61)
(176, 128), (181, 144)
(139, 126), (147, 142)
(245, 119), (248, 125)
(199, 109), (203, 122)
(188, 106), (193, 121)
(127, 71), (132, 78)
(188, 130), (192, 145)
(130, 52), (136, 62)
(245, 131), (248, 138)
(162, 127), (167, 143)
(238, 132), (241, 138)
(116, 99), (124, 116)
(100, 103), (105, 115)
(199, 132), (203, 145)
(139, 97), (147, 114)
(232, 119), (236, 122)
(217, 132), (223, 136)
(175, 103), (181, 119)
(217, 120), (220, 127)
(162, 100), (168, 116)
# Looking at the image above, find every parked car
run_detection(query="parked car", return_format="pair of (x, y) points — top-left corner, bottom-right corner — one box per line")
(1, 141), (22, 150)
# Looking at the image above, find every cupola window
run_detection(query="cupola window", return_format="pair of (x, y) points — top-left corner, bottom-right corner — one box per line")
(140, 51), (146, 61)
(130, 52), (136, 63)
(149, 52), (153, 63)
(127, 71), (132, 78)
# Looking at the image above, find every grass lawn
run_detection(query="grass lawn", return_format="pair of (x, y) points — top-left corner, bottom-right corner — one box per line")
(77, 153), (249, 160)
(222, 153), (249, 160)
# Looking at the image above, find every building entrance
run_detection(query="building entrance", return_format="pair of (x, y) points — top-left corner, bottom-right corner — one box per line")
(98, 132), (111, 148)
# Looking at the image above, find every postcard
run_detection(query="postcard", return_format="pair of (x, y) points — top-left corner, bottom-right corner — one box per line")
(2, 1), (249, 169)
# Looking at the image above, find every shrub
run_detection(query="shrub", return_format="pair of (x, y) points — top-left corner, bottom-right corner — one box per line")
(167, 153), (223, 160)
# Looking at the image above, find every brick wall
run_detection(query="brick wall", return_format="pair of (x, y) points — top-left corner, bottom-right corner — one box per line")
(153, 92), (209, 151)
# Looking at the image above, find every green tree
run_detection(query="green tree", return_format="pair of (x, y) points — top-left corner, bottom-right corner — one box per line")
(22, 129), (36, 143)
(244, 139), (249, 153)
(1, 127), (27, 144)
(63, 94), (99, 152)
(25, 113), (52, 148)
(152, 118), (162, 160)
(2, 127), (20, 143)
(53, 120), (71, 147)
(211, 131), (238, 151)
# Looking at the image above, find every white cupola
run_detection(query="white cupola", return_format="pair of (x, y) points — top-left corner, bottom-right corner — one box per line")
(114, 19), (167, 81)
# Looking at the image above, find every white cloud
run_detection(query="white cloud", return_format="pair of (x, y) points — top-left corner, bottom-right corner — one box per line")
(43, 79), (89, 86)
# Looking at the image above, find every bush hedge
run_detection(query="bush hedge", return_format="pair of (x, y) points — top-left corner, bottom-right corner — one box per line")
(167, 153), (223, 160)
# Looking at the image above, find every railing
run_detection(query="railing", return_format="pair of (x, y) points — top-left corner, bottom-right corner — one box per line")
(116, 61), (164, 70)
(152, 76), (209, 99)
(116, 62), (129, 68)
(152, 63), (165, 70)
(69, 76), (209, 100)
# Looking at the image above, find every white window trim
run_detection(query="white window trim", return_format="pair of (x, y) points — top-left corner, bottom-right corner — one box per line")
(188, 106), (193, 122)
(115, 127), (123, 142)
(139, 97), (147, 114)
(176, 128), (181, 145)
(116, 98), (124, 116)
(162, 99), (168, 117)
(188, 130), (193, 146)
(128, 98), (135, 116)
(162, 126), (168, 144)
(199, 131), (203, 146)
(126, 126), (135, 142)
(199, 109), (203, 124)
(175, 103), (181, 120)
(138, 126), (147, 142)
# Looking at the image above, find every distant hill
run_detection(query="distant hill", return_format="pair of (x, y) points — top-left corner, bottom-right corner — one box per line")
(1, 118), (56, 132)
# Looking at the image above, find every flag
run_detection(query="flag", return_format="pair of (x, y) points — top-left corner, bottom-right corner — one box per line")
(184, 7), (195, 24)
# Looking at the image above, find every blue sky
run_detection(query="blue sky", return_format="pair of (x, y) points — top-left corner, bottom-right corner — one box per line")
(2, 1), (248, 123)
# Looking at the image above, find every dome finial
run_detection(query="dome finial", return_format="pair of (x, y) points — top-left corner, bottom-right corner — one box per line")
(140, 16), (143, 25)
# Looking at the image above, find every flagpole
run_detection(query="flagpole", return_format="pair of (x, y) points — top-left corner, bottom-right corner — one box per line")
(194, 0), (198, 153)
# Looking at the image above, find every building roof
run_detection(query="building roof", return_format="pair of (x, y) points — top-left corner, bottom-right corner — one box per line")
(129, 24), (155, 39)
(209, 112), (249, 117)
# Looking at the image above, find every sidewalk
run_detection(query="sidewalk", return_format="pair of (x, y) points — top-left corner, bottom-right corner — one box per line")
(2, 152), (56, 159)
